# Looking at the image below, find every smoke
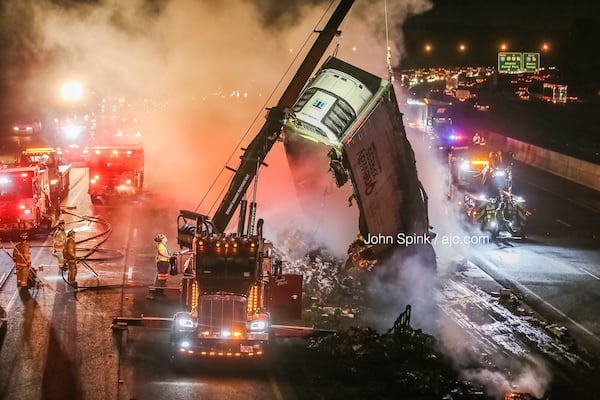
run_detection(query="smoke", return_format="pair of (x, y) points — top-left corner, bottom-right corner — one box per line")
(398, 95), (555, 398)
(0, 0), (434, 253)
(462, 358), (552, 399)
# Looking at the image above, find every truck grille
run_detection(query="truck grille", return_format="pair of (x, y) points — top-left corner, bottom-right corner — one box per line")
(197, 295), (246, 337)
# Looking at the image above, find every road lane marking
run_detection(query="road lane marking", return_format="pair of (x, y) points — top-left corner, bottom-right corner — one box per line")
(555, 219), (572, 227)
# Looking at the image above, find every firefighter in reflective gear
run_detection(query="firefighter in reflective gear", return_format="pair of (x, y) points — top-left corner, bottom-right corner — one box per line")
(154, 233), (172, 286)
(63, 230), (78, 288)
(53, 220), (67, 270)
(14, 233), (32, 288)
(147, 234), (171, 299)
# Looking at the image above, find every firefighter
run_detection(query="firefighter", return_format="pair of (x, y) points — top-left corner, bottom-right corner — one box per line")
(52, 220), (67, 270)
(63, 229), (78, 288)
(14, 233), (32, 289)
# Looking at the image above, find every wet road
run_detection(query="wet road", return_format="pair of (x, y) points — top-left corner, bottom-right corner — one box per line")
(0, 145), (598, 399)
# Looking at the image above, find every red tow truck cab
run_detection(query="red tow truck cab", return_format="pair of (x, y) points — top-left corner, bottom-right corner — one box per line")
(87, 145), (144, 204)
(0, 166), (52, 234)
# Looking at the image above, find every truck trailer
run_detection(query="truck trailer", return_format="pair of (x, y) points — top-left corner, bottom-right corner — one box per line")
(283, 57), (436, 267)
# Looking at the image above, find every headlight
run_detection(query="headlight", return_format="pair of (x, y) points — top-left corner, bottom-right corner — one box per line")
(249, 319), (269, 331)
(175, 313), (195, 329)
(177, 318), (194, 328)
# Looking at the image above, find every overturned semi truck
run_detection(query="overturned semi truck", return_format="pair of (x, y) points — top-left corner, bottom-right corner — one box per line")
(283, 57), (436, 268)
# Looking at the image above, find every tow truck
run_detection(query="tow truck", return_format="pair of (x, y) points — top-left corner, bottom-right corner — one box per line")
(0, 165), (52, 235)
(87, 145), (144, 204)
(112, 0), (356, 365)
(19, 147), (71, 205)
(112, 0), (435, 365)
(448, 146), (527, 239)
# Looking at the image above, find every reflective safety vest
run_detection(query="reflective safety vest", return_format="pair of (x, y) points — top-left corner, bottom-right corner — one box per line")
(156, 242), (171, 262)
(53, 229), (67, 250)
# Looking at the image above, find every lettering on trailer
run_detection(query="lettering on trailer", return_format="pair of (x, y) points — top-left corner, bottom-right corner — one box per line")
(356, 142), (381, 196)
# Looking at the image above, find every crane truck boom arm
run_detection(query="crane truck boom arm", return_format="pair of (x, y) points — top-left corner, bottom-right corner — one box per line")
(210, 0), (354, 234)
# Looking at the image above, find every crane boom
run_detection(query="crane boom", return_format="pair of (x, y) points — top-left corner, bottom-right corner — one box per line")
(211, 0), (354, 233)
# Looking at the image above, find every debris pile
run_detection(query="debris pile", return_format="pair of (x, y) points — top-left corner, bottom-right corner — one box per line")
(285, 308), (492, 400)
(283, 250), (369, 330)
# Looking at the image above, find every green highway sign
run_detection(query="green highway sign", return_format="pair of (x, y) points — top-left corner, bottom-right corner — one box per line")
(523, 52), (540, 72)
(498, 52), (522, 73)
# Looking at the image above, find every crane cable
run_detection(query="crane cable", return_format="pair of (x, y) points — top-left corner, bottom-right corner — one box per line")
(384, 0), (394, 83)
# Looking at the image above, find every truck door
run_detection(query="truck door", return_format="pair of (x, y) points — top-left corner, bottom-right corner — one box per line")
(267, 274), (303, 322)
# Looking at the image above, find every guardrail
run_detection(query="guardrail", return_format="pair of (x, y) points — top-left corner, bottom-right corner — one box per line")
(484, 131), (600, 192)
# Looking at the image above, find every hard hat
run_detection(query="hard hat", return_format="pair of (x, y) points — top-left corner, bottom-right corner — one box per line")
(67, 229), (75, 237)
(20, 232), (28, 240)
(154, 233), (166, 242)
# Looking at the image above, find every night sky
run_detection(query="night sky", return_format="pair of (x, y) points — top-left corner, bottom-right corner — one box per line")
(0, 0), (599, 126)
(401, 0), (600, 76)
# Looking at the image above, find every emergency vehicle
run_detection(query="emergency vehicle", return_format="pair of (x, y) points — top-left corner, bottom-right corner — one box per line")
(87, 145), (144, 204)
(0, 165), (52, 234)
(448, 147), (527, 239)
(20, 147), (71, 204)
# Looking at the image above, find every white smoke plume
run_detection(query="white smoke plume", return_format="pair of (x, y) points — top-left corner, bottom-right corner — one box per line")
(0, 0), (429, 239)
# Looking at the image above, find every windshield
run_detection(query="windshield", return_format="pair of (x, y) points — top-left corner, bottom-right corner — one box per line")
(200, 256), (256, 276)
(0, 171), (33, 199)
(89, 149), (143, 170)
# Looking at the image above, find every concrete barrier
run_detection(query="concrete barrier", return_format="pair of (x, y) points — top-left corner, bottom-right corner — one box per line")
(485, 131), (600, 192)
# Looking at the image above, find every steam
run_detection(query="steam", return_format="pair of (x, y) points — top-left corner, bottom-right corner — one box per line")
(0, 0), (434, 254)
(399, 95), (554, 398)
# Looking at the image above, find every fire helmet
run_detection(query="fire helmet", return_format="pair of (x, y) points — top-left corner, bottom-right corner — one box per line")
(20, 232), (28, 240)
(154, 233), (166, 242)
(67, 230), (75, 237)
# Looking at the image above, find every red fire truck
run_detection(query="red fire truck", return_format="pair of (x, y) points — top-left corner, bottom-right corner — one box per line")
(87, 145), (144, 204)
(0, 165), (52, 235)
(20, 147), (71, 205)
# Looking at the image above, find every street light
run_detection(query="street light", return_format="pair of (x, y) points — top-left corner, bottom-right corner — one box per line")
(499, 43), (508, 51)
(60, 81), (83, 102)
(541, 42), (550, 52)
(458, 43), (467, 52)
(424, 43), (432, 53)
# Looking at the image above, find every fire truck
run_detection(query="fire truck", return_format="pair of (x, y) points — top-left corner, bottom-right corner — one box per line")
(87, 145), (144, 204)
(448, 146), (527, 239)
(20, 147), (71, 205)
(0, 165), (52, 235)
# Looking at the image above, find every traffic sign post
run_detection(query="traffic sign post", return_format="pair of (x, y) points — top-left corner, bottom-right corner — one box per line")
(523, 52), (540, 72)
(498, 52), (522, 73)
